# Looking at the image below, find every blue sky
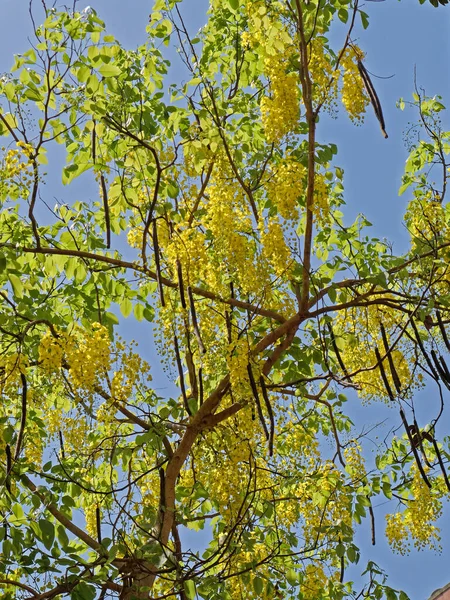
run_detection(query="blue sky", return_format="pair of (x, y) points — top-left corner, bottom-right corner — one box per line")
(2, 1), (450, 598)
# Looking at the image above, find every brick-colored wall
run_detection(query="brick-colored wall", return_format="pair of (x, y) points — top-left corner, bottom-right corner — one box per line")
(430, 583), (450, 600)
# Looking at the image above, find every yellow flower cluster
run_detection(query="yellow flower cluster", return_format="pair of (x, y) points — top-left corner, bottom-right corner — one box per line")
(344, 441), (366, 480)
(47, 407), (64, 436)
(39, 333), (66, 373)
(244, 0), (292, 56)
(260, 219), (292, 279)
(313, 173), (331, 224)
(299, 462), (353, 548)
(39, 323), (111, 397)
(267, 157), (305, 220)
(137, 471), (160, 510)
(228, 338), (252, 395)
(165, 226), (209, 287)
(404, 197), (447, 245)
(204, 157), (266, 295)
(354, 346), (412, 402)
(334, 305), (417, 402)
(309, 38), (339, 109)
(64, 413), (89, 451)
(244, 4), (299, 142)
(261, 55), (299, 143)
(110, 339), (151, 403)
(274, 417), (356, 544)
(302, 564), (329, 600)
(386, 467), (443, 554)
(0, 142), (34, 200)
(16, 140), (34, 158)
(0, 352), (29, 395)
(127, 225), (144, 249)
(97, 400), (115, 425)
(226, 542), (272, 599)
(403, 198), (450, 296)
(24, 422), (43, 467)
(84, 499), (99, 539)
(340, 48), (369, 124)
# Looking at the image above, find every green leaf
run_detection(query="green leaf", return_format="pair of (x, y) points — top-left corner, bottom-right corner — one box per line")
(338, 8), (348, 23)
(71, 582), (96, 600)
(398, 180), (411, 195)
(57, 525), (70, 549)
(253, 577), (264, 595)
(8, 273), (23, 298)
(74, 263), (87, 284)
(19, 69), (31, 85)
(4, 82), (16, 101)
(98, 64), (122, 78)
(104, 311), (120, 325)
(347, 545), (359, 564)
(360, 11), (369, 29)
(120, 297), (133, 318)
(11, 504), (25, 521)
(0, 112), (17, 134)
(286, 569), (298, 587)
(77, 65), (91, 82)
(134, 303), (145, 321)
(184, 580), (196, 599)
(24, 86), (42, 102)
(143, 306), (154, 322)
(0, 255), (6, 273)
(38, 519), (55, 551)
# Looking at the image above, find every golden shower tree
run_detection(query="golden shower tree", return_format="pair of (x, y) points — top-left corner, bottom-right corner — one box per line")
(0, 0), (450, 598)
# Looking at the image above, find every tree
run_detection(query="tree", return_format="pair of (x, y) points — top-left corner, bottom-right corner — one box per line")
(0, 0), (449, 598)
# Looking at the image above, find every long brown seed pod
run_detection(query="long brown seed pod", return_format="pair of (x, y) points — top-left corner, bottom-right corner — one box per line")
(400, 408), (432, 488)
(225, 310), (232, 344)
(260, 376), (275, 457)
(410, 319), (440, 380)
(152, 219), (165, 307)
(5, 444), (11, 494)
(431, 349), (450, 389)
(198, 367), (204, 407)
(174, 334), (191, 416)
(380, 323), (402, 393)
(432, 438), (450, 491)
(58, 430), (65, 460)
(357, 60), (388, 139)
(188, 286), (206, 354)
(436, 310), (450, 352)
(411, 419), (433, 469)
(96, 506), (102, 543)
(176, 259), (186, 309)
(374, 346), (395, 400)
(184, 324), (198, 401)
(247, 364), (269, 440)
(326, 322), (350, 378)
(100, 174), (111, 249)
(439, 354), (450, 379)
(14, 373), (28, 461)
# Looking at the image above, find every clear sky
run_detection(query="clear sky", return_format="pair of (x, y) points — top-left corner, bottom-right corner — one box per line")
(2, 1), (450, 598)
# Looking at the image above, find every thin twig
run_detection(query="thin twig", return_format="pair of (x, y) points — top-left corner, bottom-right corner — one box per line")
(174, 334), (191, 416)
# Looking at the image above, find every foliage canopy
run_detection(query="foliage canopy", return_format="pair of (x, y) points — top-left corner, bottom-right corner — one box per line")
(1, 0), (450, 599)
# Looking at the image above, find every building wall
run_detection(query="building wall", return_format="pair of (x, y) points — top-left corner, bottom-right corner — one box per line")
(430, 583), (450, 600)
